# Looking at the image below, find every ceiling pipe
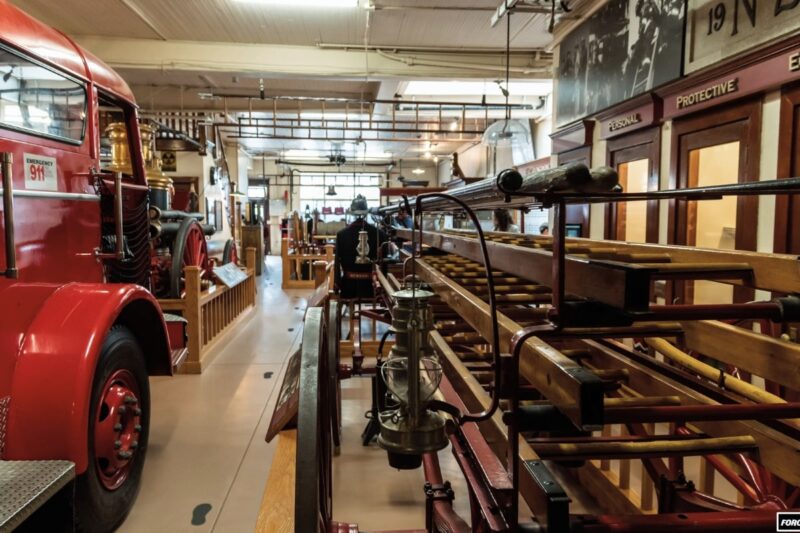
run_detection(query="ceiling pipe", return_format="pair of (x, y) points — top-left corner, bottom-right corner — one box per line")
(368, 2), (556, 14)
(316, 42), (551, 56)
(186, 94), (539, 109)
(374, 49), (550, 75)
(276, 159), (394, 168)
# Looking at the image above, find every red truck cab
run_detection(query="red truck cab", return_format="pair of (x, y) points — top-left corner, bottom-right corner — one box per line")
(0, 1), (174, 531)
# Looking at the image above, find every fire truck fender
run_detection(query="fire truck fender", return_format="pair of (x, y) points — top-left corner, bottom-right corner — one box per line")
(5, 282), (171, 473)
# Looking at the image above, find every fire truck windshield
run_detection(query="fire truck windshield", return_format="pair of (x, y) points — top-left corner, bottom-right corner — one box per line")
(0, 44), (87, 144)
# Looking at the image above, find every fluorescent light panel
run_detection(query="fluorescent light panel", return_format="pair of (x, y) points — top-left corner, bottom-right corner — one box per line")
(233, 0), (358, 6)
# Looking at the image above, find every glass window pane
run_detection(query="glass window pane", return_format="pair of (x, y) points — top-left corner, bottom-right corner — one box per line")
(248, 186), (265, 199)
(0, 47), (86, 142)
(617, 159), (649, 243)
(690, 141), (740, 304)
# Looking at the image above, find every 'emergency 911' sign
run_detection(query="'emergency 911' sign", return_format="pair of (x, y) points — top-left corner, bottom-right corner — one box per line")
(686, 0), (800, 73)
(23, 153), (58, 191)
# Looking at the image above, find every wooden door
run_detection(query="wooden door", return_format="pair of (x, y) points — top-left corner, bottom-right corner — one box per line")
(670, 99), (761, 304)
(605, 128), (660, 242)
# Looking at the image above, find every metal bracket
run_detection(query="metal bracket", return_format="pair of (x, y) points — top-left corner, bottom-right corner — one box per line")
(424, 481), (455, 532)
(93, 172), (126, 261)
(2, 153), (17, 279)
(523, 460), (570, 533)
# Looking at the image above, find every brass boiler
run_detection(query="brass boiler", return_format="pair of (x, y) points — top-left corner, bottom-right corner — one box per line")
(105, 122), (173, 211)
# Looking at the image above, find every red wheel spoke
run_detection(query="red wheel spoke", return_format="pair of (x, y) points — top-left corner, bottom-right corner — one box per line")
(734, 453), (766, 501)
(182, 226), (208, 270)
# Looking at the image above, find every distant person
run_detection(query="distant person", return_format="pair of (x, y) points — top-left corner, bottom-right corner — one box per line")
(539, 223), (550, 236)
(493, 209), (520, 233)
(392, 207), (414, 229)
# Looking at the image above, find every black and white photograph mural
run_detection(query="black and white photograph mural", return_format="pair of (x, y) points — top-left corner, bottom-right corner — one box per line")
(556, 0), (686, 127)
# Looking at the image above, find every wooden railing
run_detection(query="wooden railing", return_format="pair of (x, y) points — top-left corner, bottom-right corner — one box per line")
(159, 247), (258, 373)
(281, 238), (334, 290)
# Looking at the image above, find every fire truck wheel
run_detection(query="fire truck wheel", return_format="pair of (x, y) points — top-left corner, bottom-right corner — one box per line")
(170, 218), (209, 298)
(222, 239), (237, 265)
(76, 326), (150, 533)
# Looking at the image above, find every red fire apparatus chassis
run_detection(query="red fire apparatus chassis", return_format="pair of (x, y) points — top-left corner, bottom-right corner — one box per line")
(0, 2), (178, 531)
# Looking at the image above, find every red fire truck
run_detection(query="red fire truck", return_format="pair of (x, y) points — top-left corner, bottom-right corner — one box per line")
(0, 2), (184, 531)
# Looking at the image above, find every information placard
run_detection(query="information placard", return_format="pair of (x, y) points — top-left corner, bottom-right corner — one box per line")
(213, 263), (248, 289)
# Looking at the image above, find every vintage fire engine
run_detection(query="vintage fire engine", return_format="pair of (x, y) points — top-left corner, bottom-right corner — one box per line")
(0, 2), (187, 531)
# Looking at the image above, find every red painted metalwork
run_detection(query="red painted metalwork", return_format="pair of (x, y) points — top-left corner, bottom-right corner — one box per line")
(436, 375), (515, 531)
(673, 425), (790, 511)
(228, 240), (239, 266)
(4, 284), (170, 471)
(93, 369), (142, 491)
(182, 223), (208, 270)
(0, 0), (172, 488)
(421, 453), (471, 533)
(0, 0), (135, 103)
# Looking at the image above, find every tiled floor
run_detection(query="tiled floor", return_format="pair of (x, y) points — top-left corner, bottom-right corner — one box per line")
(119, 257), (310, 533)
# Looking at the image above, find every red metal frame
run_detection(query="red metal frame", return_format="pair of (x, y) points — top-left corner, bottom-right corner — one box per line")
(4, 284), (170, 471)
(0, 0), (172, 480)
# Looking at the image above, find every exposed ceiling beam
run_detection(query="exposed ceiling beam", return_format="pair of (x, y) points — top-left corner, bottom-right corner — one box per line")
(117, 0), (169, 40)
(75, 36), (551, 79)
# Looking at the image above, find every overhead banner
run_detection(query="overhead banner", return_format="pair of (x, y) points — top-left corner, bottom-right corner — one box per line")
(685, 0), (800, 73)
(556, 0), (686, 127)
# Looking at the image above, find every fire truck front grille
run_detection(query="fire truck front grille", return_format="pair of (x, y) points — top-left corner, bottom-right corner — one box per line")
(0, 396), (9, 458)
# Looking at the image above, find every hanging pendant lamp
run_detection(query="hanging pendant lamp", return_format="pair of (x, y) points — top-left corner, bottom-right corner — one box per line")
(482, 7), (530, 150)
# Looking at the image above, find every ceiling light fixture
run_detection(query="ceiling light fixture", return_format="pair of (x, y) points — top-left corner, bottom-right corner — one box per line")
(412, 168), (425, 175)
(233, 0), (358, 6)
(482, 7), (530, 151)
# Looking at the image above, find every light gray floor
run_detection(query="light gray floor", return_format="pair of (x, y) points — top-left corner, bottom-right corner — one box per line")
(119, 256), (310, 533)
(119, 255), (476, 533)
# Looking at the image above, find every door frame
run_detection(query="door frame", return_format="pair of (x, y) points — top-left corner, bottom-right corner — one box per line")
(557, 146), (592, 238)
(604, 127), (661, 242)
(668, 97), (762, 303)
(775, 82), (800, 254)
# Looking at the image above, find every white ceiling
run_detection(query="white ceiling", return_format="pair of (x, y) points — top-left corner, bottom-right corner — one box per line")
(11, 0), (555, 49)
(10, 0), (556, 160)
